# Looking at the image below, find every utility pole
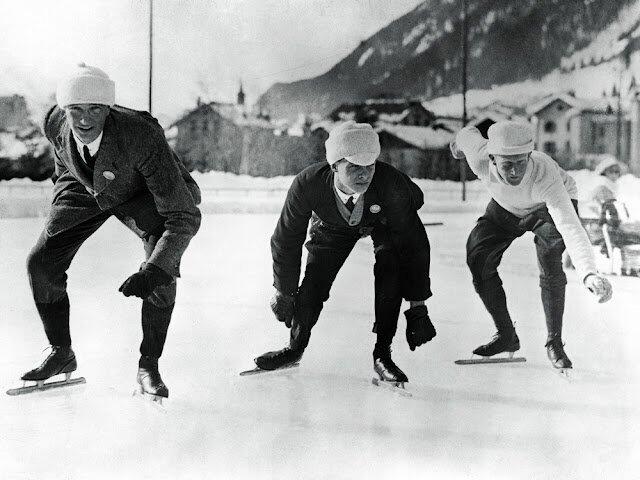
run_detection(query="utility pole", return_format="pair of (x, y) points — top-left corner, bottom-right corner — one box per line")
(460, 0), (468, 201)
(148, 0), (153, 114)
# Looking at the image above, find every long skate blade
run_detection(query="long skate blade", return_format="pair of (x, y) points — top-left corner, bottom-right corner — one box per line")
(6, 376), (86, 396)
(455, 356), (526, 365)
(239, 362), (300, 376)
(371, 378), (413, 398)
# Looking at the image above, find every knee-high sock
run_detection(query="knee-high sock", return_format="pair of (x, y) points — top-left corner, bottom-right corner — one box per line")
(478, 285), (514, 334)
(140, 301), (174, 359)
(541, 286), (565, 340)
(35, 295), (71, 347)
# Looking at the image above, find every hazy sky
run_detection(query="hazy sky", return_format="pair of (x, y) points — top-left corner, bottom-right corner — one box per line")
(1, 0), (423, 121)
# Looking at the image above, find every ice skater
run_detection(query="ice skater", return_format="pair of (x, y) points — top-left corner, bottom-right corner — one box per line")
(15, 63), (201, 400)
(450, 121), (612, 371)
(247, 121), (436, 389)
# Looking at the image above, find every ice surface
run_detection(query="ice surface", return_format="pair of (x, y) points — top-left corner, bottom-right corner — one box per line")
(1, 213), (639, 480)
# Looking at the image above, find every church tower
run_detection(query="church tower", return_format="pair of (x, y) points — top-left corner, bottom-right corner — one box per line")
(237, 80), (245, 106)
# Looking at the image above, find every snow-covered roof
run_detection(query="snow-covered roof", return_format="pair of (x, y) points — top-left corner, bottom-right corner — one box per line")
(376, 124), (452, 149)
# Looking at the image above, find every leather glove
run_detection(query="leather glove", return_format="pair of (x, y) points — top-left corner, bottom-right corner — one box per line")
(119, 263), (173, 299)
(404, 305), (436, 351)
(270, 290), (296, 328)
(584, 274), (613, 303)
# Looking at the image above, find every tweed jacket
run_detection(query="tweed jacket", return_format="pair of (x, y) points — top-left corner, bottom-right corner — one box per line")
(43, 105), (201, 277)
(271, 161), (432, 300)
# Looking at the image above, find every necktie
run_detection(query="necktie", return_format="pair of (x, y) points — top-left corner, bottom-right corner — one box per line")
(345, 196), (355, 213)
(82, 145), (95, 169)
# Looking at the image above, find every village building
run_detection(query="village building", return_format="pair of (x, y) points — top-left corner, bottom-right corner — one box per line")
(170, 84), (325, 177)
(527, 92), (629, 169)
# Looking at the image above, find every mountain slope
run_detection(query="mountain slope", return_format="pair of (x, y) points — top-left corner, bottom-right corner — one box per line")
(258, 0), (635, 120)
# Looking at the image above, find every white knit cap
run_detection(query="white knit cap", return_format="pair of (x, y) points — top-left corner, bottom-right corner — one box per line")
(56, 62), (115, 108)
(486, 121), (534, 156)
(325, 121), (380, 166)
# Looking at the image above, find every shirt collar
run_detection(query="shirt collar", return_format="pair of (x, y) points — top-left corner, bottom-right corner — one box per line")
(333, 176), (361, 204)
(73, 131), (103, 158)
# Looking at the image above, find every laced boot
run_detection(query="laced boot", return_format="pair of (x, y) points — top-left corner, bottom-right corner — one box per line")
(373, 348), (408, 384)
(21, 346), (76, 381)
(254, 347), (303, 371)
(137, 356), (169, 398)
(545, 335), (572, 369)
(473, 330), (520, 357)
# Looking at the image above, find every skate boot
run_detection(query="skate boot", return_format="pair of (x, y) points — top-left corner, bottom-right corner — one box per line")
(21, 346), (77, 382)
(545, 335), (572, 370)
(472, 330), (520, 357)
(373, 349), (408, 384)
(254, 347), (303, 371)
(136, 356), (168, 400)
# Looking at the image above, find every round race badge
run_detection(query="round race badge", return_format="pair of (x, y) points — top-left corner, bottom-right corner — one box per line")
(370, 204), (381, 214)
(103, 171), (116, 180)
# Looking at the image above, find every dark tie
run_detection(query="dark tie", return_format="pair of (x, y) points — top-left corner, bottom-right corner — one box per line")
(345, 196), (355, 213)
(82, 145), (95, 169)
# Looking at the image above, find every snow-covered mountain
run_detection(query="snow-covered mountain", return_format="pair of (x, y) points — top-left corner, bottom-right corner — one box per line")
(258, 0), (640, 120)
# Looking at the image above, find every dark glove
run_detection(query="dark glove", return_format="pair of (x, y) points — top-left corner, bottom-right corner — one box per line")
(119, 263), (173, 299)
(404, 305), (436, 351)
(270, 290), (296, 328)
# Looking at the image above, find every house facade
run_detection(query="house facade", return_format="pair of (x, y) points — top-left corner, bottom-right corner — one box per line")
(528, 93), (629, 169)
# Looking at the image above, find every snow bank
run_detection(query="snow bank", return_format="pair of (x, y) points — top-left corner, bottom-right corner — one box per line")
(1, 169), (639, 219)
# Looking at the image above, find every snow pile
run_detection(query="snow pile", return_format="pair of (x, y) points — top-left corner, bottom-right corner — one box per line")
(0, 132), (29, 159)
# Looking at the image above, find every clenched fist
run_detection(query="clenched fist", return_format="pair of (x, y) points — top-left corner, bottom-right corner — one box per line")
(270, 290), (296, 328)
(404, 305), (436, 351)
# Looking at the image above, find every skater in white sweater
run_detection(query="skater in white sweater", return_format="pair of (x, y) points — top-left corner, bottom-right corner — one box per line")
(451, 121), (612, 370)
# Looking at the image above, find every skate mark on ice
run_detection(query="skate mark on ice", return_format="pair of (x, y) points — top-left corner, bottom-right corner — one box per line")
(371, 378), (413, 398)
(6, 372), (86, 396)
(133, 387), (167, 412)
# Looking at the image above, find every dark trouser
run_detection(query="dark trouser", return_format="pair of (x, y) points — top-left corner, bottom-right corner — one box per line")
(289, 219), (404, 354)
(26, 191), (176, 359)
(466, 199), (570, 340)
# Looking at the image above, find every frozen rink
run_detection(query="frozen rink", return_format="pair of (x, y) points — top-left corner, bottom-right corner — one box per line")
(1, 212), (639, 480)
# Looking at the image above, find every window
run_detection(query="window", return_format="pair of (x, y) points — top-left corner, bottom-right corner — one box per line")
(566, 119), (571, 132)
(544, 121), (556, 133)
(543, 141), (557, 154)
(565, 141), (571, 152)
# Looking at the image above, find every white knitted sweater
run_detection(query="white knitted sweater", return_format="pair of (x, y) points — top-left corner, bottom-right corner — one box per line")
(456, 126), (596, 281)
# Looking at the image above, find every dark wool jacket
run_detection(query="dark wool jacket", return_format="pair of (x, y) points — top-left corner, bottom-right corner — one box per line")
(43, 105), (201, 277)
(271, 161), (431, 300)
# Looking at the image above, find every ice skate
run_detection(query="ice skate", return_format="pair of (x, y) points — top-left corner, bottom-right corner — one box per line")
(371, 350), (412, 397)
(546, 336), (572, 376)
(7, 346), (86, 396)
(134, 356), (168, 404)
(240, 347), (302, 376)
(455, 331), (526, 365)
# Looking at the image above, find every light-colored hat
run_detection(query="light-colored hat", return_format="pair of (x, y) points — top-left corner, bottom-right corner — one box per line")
(594, 155), (624, 175)
(325, 121), (380, 166)
(486, 121), (534, 156)
(56, 62), (115, 108)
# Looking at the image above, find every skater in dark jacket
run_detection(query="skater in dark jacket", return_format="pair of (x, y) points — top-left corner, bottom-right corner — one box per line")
(451, 121), (612, 370)
(20, 63), (201, 400)
(253, 121), (436, 385)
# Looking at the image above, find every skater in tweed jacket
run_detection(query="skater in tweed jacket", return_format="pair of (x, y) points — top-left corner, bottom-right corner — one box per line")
(20, 63), (201, 400)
